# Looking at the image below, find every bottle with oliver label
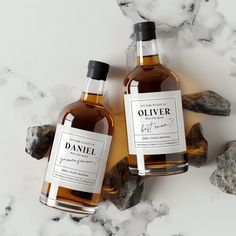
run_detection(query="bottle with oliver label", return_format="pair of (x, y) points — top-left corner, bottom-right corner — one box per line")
(123, 21), (188, 176)
(40, 60), (113, 215)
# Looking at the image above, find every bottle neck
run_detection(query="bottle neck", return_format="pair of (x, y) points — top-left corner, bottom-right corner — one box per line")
(80, 77), (105, 105)
(137, 39), (160, 66)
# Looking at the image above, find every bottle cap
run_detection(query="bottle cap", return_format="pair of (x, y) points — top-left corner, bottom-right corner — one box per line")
(134, 21), (156, 41)
(87, 60), (110, 81)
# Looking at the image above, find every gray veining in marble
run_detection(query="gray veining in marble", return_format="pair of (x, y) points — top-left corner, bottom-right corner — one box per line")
(40, 201), (169, 236)
(0, 0), (236, 235)
(117, 0), (236, 78)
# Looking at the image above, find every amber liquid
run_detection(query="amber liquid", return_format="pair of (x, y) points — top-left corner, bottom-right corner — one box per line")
(40, 92), (113, 213)
(124, 55), (187, 175)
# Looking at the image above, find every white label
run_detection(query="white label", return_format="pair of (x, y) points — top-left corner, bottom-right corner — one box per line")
(124, 90), (186, 155)
(45, 124), (112, 193)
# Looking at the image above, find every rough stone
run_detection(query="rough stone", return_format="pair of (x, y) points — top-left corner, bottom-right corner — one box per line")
(25, 125), (55, 160)
(182, 90), (231, 116)
(186, 122), (208, 167)
(102, 157), (144, 210)
(210, 141), (236, 194)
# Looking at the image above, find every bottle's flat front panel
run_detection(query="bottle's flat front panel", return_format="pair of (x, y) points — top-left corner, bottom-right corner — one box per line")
(124, 90), (186, 155)
(45, 124), (112, 193)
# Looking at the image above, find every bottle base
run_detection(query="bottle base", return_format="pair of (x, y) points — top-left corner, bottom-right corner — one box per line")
(39, 195), (97, 215)
(129, 163), (188, 176)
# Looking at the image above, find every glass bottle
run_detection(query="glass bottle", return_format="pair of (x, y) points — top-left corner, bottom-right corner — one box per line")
(123, 22), (188, 176)
(40, 60), (113, 214)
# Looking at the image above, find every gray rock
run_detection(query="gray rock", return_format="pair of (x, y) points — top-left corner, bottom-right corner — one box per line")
(182, 90), (231, 116)
(210, 141), (236, 194)
(25, 125), (55, 160)
(186, 122), (208, 167)
(102, 157), (144, 210)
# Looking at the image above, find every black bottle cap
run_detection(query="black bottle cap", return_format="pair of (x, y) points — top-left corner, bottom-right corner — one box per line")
(134, 21), (156, 41)
(87, 60), (110, 81)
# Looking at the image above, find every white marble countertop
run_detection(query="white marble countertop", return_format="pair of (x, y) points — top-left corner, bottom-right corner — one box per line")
(0, 0), (236, 235)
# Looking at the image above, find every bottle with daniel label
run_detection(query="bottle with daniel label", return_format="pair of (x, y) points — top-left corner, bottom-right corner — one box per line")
(40, 60), (113, 214)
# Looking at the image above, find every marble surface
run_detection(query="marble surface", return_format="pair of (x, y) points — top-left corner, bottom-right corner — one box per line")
(1, 0), (236, 235)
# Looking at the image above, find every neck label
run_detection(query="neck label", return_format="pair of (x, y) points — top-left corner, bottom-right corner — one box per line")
(124, 90), (186, 155)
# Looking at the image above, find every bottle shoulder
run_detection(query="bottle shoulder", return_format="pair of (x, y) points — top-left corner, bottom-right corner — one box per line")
(61, 100), (113, 121)
(57, 100), (113, 135)
(123, 64), (180, 93)
(124, 64), (178, 81)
